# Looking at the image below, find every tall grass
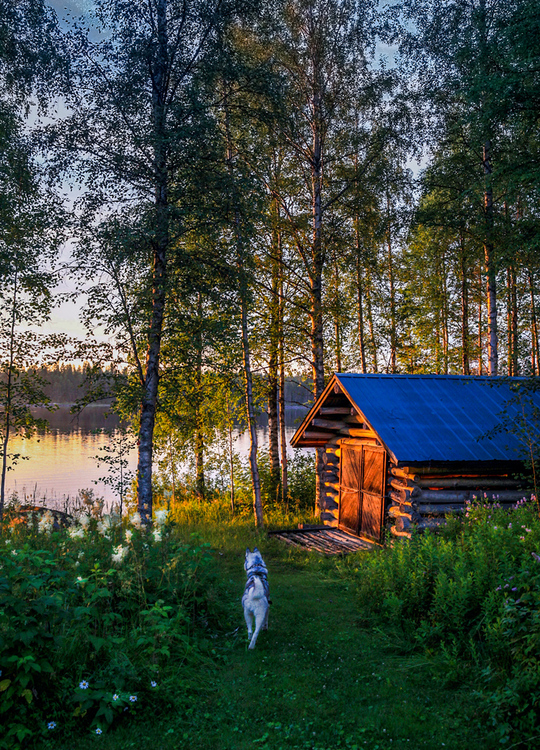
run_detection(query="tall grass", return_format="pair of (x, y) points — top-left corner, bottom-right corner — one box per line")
(341, 498), (540, 748)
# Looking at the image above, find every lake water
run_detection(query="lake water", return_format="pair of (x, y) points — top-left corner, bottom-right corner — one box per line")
(5, 405), (308, 508)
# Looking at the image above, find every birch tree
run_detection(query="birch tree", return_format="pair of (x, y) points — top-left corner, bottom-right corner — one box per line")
(58, 0), (252, 523)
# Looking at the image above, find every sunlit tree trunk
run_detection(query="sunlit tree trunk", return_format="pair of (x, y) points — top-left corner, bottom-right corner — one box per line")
(268, 197), (281, 501)
(366, 264), (378, 372)
(227, 397), (235, 513)
(194, 292), (205, 501)
(529, 268), (539, 376)
(460, 232), (470, 375)
(506, 266), (519, 376)
(278, 228), (288, 508)
(332, 248), (342, 373)
(355, 230), (367, 374)
(511, 265), (518, 375)
(483, 141), (498, 376)
(477, 267), (484, 375)
(310, 78), (325, 513)
(386, 194), (397, 373)
(224, 86), (263, 527)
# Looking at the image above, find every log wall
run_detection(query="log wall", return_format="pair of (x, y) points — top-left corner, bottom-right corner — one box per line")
(387, 463), (529, 539)
(305, 405), (530, 540)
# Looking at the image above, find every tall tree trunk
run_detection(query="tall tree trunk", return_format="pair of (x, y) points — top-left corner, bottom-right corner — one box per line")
(227, 397), (235, 514)
(278, 229), (288, 508)
(478, 267), (484, 376)
(529, 268), (539, 376)
(268, 197), (281, 501)
(224, 85), (263, 527)
(511, 265), (518, 375)
(441, 248), (449, 374)
(333, 248), (342, 372)
(483, 140), (498, 375)
(0, 269), (17, 527)
(506, 267), (514, 376)
(137, 0), (169, 524)
(310, 85), (325, 514)
(460, 232), (470, 375)
(355, 233), (367, 374)
(366, 264), (378, 372)
(194, 293), (205, 502)
(386, 196), (397, 373)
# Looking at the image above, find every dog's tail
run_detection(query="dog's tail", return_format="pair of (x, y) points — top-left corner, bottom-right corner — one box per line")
(248, 578), (268, 650)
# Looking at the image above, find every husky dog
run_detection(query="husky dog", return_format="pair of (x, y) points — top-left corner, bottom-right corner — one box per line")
(242, 547), (270, 650)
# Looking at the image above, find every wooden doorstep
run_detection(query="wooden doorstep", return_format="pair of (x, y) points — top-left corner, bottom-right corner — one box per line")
(268, 527), (376, 554)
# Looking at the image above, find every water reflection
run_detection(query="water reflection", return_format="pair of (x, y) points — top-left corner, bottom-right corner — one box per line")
(6, 405), (309, 507)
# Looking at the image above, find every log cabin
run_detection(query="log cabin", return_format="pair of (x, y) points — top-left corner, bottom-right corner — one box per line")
(291, 374), (540, 542)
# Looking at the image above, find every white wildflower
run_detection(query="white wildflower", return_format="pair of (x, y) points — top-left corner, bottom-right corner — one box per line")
(111, 545), (128, 565)
(152, 528), (162, 543)
(97, 515), (116, 538)
(68, 525), (85, 540)
(38, 511), (54, 535)
(154, 510), (168, 526)
(124, 529), (133, 544)
(79, 513), (91, 529)
(130, 512), (142, 530)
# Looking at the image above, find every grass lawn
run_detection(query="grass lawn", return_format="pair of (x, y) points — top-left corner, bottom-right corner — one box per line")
(47, 523), (485, 750)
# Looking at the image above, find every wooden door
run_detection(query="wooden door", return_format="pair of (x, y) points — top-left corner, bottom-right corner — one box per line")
(359, 446), (386, 541)
(339, 443), (386, 541)
(338, 445), (363, 534)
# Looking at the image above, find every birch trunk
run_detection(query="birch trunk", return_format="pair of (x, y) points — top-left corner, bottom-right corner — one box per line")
(136, 0), (169, 524)
(278, 230), (288, 507)
(0, 270), (17, 527)
(268, 197), (281, 499)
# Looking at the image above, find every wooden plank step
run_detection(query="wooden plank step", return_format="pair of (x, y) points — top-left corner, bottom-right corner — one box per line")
(269, 528), (376, 555)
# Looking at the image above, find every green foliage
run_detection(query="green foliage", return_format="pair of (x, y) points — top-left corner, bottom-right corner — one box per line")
(346, 498), (540, 746)
(0, 517), (223, 747)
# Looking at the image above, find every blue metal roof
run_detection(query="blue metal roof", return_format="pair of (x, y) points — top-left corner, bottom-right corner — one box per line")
(333, 374), (540, 463)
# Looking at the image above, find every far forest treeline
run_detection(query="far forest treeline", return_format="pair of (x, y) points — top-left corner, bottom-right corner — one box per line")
(29, 366), (311, 411)
(1, 0), (539, 525)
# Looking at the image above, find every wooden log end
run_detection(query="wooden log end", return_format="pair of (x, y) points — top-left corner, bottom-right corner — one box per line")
(390, 526), (412, 539)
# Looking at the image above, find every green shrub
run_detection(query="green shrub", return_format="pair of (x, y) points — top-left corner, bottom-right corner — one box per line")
(348, 497), (540, 746)
(0, 515), (222, 747)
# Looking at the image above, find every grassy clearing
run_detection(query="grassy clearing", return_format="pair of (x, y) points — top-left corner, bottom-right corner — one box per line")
(43, 514), (483, 750)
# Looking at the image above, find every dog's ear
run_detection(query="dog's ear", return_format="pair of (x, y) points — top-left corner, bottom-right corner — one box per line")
(254, 547), (259, 553)
(245, 547), (250, 555)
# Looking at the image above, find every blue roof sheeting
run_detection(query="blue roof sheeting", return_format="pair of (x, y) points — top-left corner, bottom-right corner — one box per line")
(333, 374), (540, 464)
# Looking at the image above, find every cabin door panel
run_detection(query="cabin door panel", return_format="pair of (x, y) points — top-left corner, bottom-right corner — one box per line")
(339, 445), (363, 534)
(359, 446), (386, 541)
(339, 489), (361, 533)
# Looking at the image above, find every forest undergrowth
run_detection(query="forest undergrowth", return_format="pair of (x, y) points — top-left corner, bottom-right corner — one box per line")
(1, 496), (540, 749)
